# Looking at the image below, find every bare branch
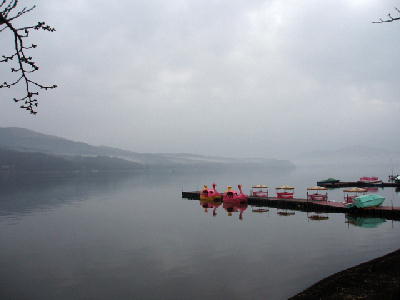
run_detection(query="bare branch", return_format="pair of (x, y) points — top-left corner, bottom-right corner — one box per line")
(0, 1), (8, 9)
(373, 7), (400, 23)
(0, 0), (56, 114)
(7, 5), (35, 22)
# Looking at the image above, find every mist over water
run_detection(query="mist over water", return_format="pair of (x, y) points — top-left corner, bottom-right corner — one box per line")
(1, 165), (400, 299)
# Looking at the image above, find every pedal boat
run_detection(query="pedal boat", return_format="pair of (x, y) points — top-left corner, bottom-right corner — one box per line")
(358, 176), (382, 185)
(343, 187), (367, 203)
(307, 186), (328, 201)
(222, 185), (248, 202)
(250, 185), (269, 197)
(200, 184), (222, 201)
(276, 185), (294, 199)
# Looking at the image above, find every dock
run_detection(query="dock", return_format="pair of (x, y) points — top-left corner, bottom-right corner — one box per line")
(317, 181), (400, 188)
(182, 191), (400, 220)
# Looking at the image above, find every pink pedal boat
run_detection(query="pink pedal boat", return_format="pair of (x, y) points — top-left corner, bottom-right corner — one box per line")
(222, 185), (248, 202)
(358, 177), (382, 185)
(200, 183), (222, 201)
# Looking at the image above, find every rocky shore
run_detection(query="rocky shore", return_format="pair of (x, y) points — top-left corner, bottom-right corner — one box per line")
(290, 249), (400, 300)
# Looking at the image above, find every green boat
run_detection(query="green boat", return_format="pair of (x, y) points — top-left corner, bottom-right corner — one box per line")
(317, 178), (340, 186)
(318, 178), (340, 184)
(346, 194), (385, 208)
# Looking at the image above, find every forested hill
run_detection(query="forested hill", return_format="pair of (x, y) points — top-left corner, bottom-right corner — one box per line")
(0, 127), (295, 171)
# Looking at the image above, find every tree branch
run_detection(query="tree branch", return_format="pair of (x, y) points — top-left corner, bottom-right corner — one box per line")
(0, 0), (56, 114)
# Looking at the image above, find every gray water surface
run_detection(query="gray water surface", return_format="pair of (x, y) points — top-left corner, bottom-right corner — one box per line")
(1, 167), (399, 300)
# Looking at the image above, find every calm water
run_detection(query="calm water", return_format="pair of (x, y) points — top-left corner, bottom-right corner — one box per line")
(1, 166), (400, 300)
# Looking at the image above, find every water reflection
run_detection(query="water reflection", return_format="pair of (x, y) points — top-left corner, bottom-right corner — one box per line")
(346, 215), (387, 228)
(0, 173), (136, 217)
(0, 171), (198, 218)
(251, 207), (269, 213)
(199, 198), (222, 216)
(277, 209), (296, 216)
(223, 200), (248, 220)
(194, 194), (394, 228)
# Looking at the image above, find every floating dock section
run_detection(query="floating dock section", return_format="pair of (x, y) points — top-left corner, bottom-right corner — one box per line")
(182, 191), (400, 221)
(317, 181), (400, 188)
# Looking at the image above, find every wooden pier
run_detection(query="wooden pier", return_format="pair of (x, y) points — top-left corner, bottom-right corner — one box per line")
(182, 191), (400, 221)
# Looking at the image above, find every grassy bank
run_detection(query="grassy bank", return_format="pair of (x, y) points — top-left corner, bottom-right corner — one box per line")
(290, 249), (400, 300)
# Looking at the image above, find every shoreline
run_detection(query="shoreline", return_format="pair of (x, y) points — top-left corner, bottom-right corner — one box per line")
(290, 248), (400, 299)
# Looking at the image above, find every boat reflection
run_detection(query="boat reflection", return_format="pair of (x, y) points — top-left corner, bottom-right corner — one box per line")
(307, 212), (329, 221)
(251, 207), (269, 213)
(223, 200), (248, 220)
(346, 215), (386, 228)
(199, 198), (222, 217)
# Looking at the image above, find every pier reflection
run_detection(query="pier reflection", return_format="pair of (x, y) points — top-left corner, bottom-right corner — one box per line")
(194, 199), (392, 227)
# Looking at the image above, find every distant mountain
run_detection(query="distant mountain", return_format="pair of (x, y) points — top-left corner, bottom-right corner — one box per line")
(0, 148), (144, 173)
(0, 127), (295, 171)
(0, 127), (121, 156)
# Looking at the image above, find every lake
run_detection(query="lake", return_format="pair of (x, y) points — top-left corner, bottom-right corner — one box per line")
(1, 166), (400, 299)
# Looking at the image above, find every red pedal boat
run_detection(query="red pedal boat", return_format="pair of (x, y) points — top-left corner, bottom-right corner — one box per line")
(223, 185), (248, 202)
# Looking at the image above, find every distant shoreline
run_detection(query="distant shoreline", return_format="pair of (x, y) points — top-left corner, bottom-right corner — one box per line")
(290, 248), (400, 299)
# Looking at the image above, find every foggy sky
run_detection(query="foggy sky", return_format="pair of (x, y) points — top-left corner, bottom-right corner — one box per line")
(1, 0), (399, 158)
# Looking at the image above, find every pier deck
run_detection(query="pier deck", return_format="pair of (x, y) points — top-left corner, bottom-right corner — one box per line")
(182, 191), (400, 220)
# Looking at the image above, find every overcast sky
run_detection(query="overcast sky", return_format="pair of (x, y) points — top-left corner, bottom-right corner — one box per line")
(1, 0), (399, 158)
